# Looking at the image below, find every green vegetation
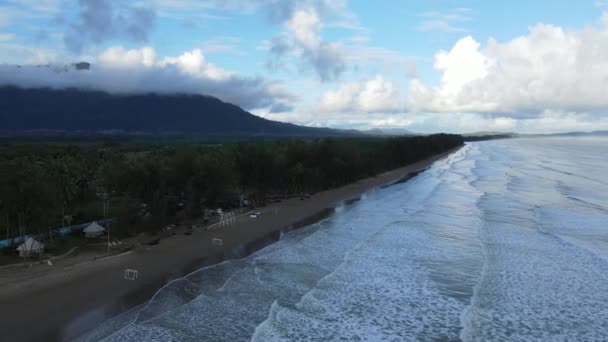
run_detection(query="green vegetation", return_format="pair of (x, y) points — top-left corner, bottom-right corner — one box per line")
(0, 134), (463, 243)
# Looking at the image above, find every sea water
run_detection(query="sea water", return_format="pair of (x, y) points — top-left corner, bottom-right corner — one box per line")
(77, 138), (608, 341)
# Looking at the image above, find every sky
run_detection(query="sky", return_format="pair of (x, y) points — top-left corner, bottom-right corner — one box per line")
(2, 0), (608, 133)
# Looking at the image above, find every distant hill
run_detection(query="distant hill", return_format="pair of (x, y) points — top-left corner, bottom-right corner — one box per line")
(508, 131), (608, 138)
(544, 131), (608, 137)
(461, 131), (608, 141)
(359, 128), (418, 137)
(463, 131), (515, 137)
(0, 86), (349, 137)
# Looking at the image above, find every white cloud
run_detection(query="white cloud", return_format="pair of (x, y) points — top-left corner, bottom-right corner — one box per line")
(408, 18), (608, 119)
(318, 75), (402, 113)
(98, 46), (157, 68)
(97, 46), (234, 81)
(217, 0), (359, 81)
(251, 0), (353, 81)
(286, 9), (322, 49)
(434, 36), (490, 95)
(318, 82), (359, 112)
(277, 6), (346, 81)
(0, 46), (295, 111)
(161, 49), (233, 80)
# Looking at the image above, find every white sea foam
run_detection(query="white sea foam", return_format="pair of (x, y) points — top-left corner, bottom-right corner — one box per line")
(461, 139), (608, 341)
(81, 138), (608, 341)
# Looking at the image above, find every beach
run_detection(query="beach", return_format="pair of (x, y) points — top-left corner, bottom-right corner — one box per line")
(0, 148), (458, 342)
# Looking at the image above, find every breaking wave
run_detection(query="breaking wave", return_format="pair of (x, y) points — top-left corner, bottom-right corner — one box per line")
(78, 138), (608, 341)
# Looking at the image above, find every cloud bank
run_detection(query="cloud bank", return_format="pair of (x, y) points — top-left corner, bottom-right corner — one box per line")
(408, 20), (608, 118)
(0, 46), (295, 111)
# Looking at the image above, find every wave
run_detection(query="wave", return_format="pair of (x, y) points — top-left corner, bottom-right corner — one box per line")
(82, 138), (608, 341)
(460, 140), (608, 341)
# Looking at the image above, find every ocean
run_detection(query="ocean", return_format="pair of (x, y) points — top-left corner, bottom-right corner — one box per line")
(78, 138), (608, 341)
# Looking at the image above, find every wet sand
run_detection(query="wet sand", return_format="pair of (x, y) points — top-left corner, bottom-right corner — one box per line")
(0, 148), (460, 342)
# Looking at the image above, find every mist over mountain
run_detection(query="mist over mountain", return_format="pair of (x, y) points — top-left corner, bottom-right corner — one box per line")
(0, 86), (346, 137)
(0, 60), (295, 115)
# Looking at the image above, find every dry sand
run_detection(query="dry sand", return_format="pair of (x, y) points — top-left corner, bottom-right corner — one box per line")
(0, 148), (459, 342)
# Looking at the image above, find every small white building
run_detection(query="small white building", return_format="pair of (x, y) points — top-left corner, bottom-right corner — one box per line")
(16, 237), (45, 257)
(83, 221), (106, 238)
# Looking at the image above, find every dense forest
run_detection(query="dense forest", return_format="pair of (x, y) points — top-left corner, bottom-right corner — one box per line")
(463, 134), (513, 142)
(0, 134), (463, 242)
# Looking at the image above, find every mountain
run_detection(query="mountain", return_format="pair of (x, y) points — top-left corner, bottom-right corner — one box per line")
(0, 86), (348, 137)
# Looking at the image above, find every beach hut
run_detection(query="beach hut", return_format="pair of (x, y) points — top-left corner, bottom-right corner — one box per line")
(83, 221), (106, 238)
(16, 237), (45, 257)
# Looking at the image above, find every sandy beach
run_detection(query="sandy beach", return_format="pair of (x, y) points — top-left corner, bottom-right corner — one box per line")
(0, 148), (459, 342)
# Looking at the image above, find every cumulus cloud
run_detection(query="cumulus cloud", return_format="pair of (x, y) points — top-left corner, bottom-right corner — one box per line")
(0, 46), (295, 111)
(242, 0), (349, 81)
(283, 7), (345, 80)
(318, 75), (402, 113)
(408, 18), (608, 118)
(64, 0), (156, 53)
(97, 46), (157, 68)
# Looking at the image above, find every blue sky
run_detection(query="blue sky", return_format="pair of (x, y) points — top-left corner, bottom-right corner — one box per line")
(2, 0), (608, 133)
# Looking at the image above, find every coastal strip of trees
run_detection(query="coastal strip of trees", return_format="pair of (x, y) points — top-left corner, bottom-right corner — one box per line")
(463, 134), (513, 142)
(0, 134), (463, 242)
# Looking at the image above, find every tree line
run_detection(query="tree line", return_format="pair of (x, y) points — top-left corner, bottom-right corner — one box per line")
(0, 134), (463, 241)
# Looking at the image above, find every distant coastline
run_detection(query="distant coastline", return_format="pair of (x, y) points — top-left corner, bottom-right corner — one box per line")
(462, 130), (608, 142)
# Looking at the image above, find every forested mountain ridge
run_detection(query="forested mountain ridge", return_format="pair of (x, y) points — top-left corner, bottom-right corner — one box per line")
(0, 86), (347, 137)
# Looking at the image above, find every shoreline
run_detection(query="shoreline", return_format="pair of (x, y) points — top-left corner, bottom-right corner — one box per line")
(0, 146), (461, 342)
